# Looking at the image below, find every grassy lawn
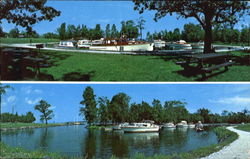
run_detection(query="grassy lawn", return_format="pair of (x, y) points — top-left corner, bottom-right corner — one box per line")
(36, 50), (250, 81)
(213, 42), (249, 46)
(235, 124), (250, 132)
(0, 38), (59, 44)
(0, 127), (238, 159)
(0, 122), (65, 129)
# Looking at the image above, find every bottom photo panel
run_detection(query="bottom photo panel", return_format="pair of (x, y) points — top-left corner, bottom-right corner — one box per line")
(0, 83), (250, 159)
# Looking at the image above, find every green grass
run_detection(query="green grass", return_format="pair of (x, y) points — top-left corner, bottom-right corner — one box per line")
(37, 50), (250, 81)
(0, 38), (59, 44)
(0, 122), (65, 129)
(213, 41), (249, 46)
(235, 124), (250, 132)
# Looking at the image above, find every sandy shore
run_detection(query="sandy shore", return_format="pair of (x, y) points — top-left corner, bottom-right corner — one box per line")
(201, 126), (250, 159)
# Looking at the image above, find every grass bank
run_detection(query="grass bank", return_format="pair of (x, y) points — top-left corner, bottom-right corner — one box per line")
(235, 123), (250, 132)
(0, 122), (65, 130)
(38, 50), (250, 81)
(0, 38), (59, 44)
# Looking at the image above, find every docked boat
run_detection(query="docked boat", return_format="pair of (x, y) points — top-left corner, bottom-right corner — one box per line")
(77, 39), (91, 48)
(121, 121), (160, 133)
(113, 122), (129, 131)
(191, 41), (204, 53)
(167, 40), (192, 50)
(58, 40), (77, 48)
(89, 38), (154, 52)
(163, 122), (176, 129)
(176, 121), (188, 128)
(154, 40), (166, 49)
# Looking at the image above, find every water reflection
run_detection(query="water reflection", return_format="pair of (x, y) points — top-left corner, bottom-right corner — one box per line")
(2, 125), (218, 158)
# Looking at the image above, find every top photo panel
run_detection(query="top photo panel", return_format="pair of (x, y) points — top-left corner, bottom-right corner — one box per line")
(1, 1), (250, 82)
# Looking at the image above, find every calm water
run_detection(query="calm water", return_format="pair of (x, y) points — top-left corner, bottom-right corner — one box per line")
(2, 125), (218, 158)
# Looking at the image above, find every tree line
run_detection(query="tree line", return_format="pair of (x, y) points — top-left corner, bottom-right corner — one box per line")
(80, 86), (250, 125)
(0, 112), (36, 123)
(146, 23), (250, 44)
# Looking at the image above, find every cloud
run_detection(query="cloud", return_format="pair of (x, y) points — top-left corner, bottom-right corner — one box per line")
(25, 97), (42, 105)
(34, 89), (43, 94)
(209, 96), (250, 106)
(21, 86), (43, 94)
(7, 96), (16, 103)
(50, 106), (56, 110)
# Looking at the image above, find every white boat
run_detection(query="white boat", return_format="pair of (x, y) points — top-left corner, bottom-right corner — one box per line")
(163, 122), (176, 128)
(154, 40), (166, 49)
(77, 39), (91, 48)
(176, 120), (188, 128)
(188, 123), (195, 128)
(58, 40), (77, 48)
(191, 41), (204, 53)
(167, 40), (192, 50)
(195, 121), (204, 132)
(113, 122), (129, 130)
(121, 122), (160, 133)
(89, 38), (154, 52)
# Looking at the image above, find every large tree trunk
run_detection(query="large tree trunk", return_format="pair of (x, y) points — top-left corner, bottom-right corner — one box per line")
(204, 22), (213, 53)
(45, 119), (48, 125)
(203, 12), (213, 54)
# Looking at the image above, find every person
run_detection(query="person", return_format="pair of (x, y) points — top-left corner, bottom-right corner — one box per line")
(195, 121), (204, 131)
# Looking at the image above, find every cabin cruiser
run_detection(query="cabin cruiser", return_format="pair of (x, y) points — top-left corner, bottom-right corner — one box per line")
(113, 122), (129, 131)
(58, 40), (77, 48)
(163, 122), (176, 128)
(167, 40), (192, 50)
(195, 121), (204, 132)
(154, 40), (166, 49)
(89, 38), (154, 52)
(176, 120), (188, 128)
(121, 121), (160, 133)
(77, 39), (91, 48)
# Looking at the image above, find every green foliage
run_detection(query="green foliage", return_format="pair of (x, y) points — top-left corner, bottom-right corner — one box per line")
(0, 38), (59, 44)
(121, 20), (139, 39)
(9, 28), (19, 38)
(235, 124), (250, 132)
(34, 100), (54, 124)
(57, 23), (66, 40)
(1, 112), (35, 123)
(182, 23), (204, 42)
(80, 86), (97, 125)
(111, 24), (119, 38)
(98, 97), (110, 124)
(0, 26), (5, 37)
(105, 24), (111, 38)
(42, 32), (59, 39)
(109, 93), (131, 123)
(0, 0), (61, 31)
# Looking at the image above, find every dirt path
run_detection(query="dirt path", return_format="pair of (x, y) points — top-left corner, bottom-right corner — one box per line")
(201, 126), (250, 159)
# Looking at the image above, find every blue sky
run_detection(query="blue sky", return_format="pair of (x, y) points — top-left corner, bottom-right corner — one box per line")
(2, 83), (250, 123)
(1, 1), (249, 38)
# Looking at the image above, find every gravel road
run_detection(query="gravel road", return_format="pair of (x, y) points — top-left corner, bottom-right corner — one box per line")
(201, 126), (250, 159)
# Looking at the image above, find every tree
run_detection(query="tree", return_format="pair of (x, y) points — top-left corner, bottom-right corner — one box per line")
(109, 93), (131, 123)
(9, 28), (19, 38)
(25, 112), (36, 123)
(94, 24), (103, 39)
(133, 1), (250, 53)
(111, 24), (119, 38)
(197, 108), (211, 123)
(137, 16), (146, 40)
(43, 32), (59, 39)
(81, 25), (89, 39)
(151, 99), (163, 124)
(121, 20), (139, 39)
(57, 23), (66, 40)
(0, 84), (13, 124)
(98, 97), (110, 125)
(80, 86), (97, 125)
(0, 26), (5, 37)
(34, 100), (54, 124)
(105, 24), (111, 38)
(182, 23), (204, 42)
(0, 0), (61, 31)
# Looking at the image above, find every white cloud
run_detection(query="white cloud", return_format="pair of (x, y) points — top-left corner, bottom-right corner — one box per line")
(209, 96), (250, 106)
(7, 96), (16, 103)
(50, 106), (56, 110)
(25, 97), (42, 105)
(34, 89), (43, 94)
(21, 86), (43, 94)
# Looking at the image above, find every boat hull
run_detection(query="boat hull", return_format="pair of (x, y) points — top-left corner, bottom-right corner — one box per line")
(122, 127), (160, 133)
(89, 43), (154, 52)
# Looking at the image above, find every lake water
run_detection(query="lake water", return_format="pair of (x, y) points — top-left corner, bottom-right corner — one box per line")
(2, 125), (218, 158)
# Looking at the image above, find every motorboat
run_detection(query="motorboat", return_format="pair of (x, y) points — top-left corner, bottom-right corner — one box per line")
(77, 39), (91, 48)
(167, 40), (192, 50)
(89, 38), (154, 52)
(153, 40), (166, 49)
(58, 40), (77, 48)
(176, 120), (188, 128)
(121, 121), (160, 133)
(163, 122), (176, 129)
(113, 122), (129, 131)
